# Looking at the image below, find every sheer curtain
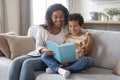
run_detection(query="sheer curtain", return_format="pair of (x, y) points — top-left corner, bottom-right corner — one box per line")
(31, 0), (70, 25)
(0, 0), (7, 33)
(19, 0), (31, 35)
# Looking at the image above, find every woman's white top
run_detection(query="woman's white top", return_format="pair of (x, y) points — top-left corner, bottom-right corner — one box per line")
(48, 29), (64, 45)
(27, 26), (68, 56)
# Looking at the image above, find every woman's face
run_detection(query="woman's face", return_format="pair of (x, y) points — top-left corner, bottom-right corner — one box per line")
(52, 10), (65, 28)
(68, 20), (82, 36)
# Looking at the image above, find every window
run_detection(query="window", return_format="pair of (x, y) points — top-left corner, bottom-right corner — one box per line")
(31, 0), (69, 25)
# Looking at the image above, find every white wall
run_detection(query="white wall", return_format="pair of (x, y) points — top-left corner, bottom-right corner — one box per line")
(91, 1), (120, 12)
(72, 0), (120, 21)
(72, 0), (92, 21)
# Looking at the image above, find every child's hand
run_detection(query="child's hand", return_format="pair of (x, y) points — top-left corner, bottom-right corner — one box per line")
(40, 48), (54, 55)
(79, 41), (85, 49)
(62, 62), (68, 67)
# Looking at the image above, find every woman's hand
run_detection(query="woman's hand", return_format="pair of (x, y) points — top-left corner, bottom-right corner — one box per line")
(40, 48), (54, 55)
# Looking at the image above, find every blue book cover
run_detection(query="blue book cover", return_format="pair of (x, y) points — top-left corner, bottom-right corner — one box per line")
(46, 40), (76, 63)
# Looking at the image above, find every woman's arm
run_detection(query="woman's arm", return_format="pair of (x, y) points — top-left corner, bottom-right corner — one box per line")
(84, 33), (93, 56)
(36, 29), (54, 55)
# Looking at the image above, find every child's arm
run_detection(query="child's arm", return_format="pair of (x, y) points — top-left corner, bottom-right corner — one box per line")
(84, 33), (93, 56)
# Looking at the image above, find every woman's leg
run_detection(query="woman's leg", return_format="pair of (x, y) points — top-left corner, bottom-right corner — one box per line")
(8, 55), (47, 80)
(41, 53), (62, 73)
(19, 56), (47, 80)
(65, 57), (94, 73)
(8, 55), (32, 80)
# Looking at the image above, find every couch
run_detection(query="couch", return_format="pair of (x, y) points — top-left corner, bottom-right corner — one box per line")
(0, 25), (120, 80)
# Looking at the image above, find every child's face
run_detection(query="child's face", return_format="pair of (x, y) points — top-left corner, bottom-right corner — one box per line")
(68, 20), (82, 36)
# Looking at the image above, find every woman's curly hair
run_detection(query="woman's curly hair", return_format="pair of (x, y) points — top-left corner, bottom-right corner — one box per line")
(40, 4), (69, 30)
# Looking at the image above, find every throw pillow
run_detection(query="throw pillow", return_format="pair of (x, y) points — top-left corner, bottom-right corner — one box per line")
(0, 51), (5, 56)
(0, 35), (11, 58)
(113, 60), (120, 75)
(5, 35), (35, 59)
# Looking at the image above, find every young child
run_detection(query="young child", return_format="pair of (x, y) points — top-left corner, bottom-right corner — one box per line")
(64, 13), (93, 60)
(41, 13), (94, 79)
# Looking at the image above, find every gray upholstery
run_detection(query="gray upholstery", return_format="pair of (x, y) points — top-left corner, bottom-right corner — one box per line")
(0, 26), (120, 80)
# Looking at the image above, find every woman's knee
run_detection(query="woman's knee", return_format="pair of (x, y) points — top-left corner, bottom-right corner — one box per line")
(12, 57), (24, 67)
(22, 57), (42, 67)
(21, 58), (46, 71)
(12, 55), (30, 65)
(22, 59), (34, 68)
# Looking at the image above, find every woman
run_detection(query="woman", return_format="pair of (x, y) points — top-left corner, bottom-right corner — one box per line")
(8, 3), (69, 80)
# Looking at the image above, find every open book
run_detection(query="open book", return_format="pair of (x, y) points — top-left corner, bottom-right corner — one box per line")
(46, 40), (76, 63)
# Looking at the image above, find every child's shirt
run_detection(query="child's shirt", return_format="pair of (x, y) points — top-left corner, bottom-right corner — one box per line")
(64, 31), (89, 60)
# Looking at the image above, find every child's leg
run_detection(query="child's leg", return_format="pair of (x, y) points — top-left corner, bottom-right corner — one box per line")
(65, 57), (94, 73)
(41, 53), (62, 73)
(41, 53), (70, 78)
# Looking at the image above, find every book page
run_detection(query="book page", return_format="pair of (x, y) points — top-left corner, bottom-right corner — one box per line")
(46, 40), (75, 47)
(59, 42), (75, 47)
(46, 40), (59, 47)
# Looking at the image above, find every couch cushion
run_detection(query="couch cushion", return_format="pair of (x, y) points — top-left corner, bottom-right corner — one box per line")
(113, 60), (120, 75)
(87, 29), (120, 69)
(5, 35), (35, 59)
(0, 57), (12, 80)
(0, 51), (5, 56)
(35, 67), (120, 80)
(0, 32), (17, 58)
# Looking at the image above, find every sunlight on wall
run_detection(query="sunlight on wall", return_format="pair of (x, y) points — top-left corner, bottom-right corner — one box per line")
(31, 0), (69, 25)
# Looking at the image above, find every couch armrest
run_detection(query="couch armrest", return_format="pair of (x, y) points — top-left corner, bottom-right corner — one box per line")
(27, 25), (41, 42)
